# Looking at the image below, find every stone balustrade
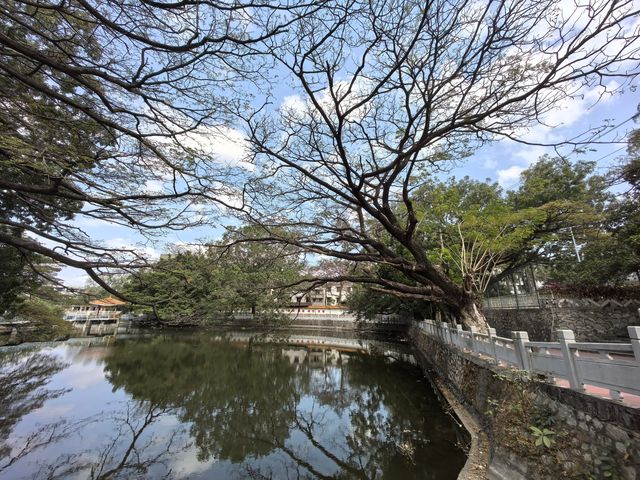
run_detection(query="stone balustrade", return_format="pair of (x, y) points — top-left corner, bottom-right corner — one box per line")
(419, 320), (640, 404)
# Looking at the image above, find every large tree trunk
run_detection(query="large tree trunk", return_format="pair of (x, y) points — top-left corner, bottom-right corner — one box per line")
(453, 297), (489, 333)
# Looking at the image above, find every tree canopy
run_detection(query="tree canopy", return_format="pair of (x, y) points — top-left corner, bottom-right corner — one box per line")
(235, 0), (640, 329)
(122, 227), (304, 323)
(1, 0), (639, 328)
(0, 0), (315, 295)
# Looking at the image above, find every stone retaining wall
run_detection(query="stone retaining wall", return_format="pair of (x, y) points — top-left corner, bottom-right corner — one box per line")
(409, 322), (640, 480)
(225, 318), (409, 333)
(484, 302), (640, 341)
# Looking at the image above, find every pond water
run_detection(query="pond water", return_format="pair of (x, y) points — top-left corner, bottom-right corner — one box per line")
(0, 331), (466, 479)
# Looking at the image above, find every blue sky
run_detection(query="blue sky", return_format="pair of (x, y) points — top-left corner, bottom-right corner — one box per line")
(461, 87), (639, 188)
(57, 75), (639, 288)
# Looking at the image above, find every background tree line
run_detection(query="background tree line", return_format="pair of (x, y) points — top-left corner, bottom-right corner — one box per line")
(119, 227), (305, 324)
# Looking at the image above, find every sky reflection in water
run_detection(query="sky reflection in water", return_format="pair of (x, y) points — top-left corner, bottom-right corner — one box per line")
(0, 332), (466, 479)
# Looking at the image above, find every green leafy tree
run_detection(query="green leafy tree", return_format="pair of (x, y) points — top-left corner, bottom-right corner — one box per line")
(348, 156), (623, 317)
(413, 177), (549, 299)
(0, 4), (110, 308)
(123, 227), (304, 323)
(503, 156), (611, 278)
(0, 235), (44, 317)
(546, 233), (639, 285)
(213, 226), (304, 315)
(122, 252), (213, 323)
(510, 157), (610, 211)
(0, 226), (68, 333)
(0, 2), (116, 286)
(602, 128), (640, 282)
(501, 151), (640, 287)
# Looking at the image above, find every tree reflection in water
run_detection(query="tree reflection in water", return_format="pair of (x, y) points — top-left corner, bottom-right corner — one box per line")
(0, 335), (464, 479)
(35, 402), (188, 480)
(0, 349), (69, 473)
(0, 348), (191, 480)
(104, 337), (304, 464)
(101, 335), (465, 479)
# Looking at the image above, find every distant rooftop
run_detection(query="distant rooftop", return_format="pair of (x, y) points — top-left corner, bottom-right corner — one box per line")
(89, 296), (127, 307)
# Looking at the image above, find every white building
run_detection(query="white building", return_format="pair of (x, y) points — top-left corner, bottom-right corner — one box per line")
(291, 282), (354, 307)
(64, 296), (129, 335)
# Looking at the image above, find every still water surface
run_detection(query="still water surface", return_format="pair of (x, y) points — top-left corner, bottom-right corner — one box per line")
(0, 332), (466, 479)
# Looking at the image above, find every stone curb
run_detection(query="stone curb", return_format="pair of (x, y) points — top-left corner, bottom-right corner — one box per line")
(413, 345), (490, 480)
(431, 372), (491, 480)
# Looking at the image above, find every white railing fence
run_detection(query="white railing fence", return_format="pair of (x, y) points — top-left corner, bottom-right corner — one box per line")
(418, 320), (640, 402)
(231, 313), (407, 324)
(64, 313), (121, 321)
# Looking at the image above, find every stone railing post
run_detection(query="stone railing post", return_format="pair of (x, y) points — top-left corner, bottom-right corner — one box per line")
(629, 326), (640, 366)
(557, 329), (582, 391)
(9, 327), (18, 344)
(82, 317), (91, 336)
(442, 322), (451, 344)
(488, 327), (498, 363)
(456, 325), (463, 349)
(512, 331), (531, 371)
(469, 326), (478, 353)
(434, 321), (442, 342)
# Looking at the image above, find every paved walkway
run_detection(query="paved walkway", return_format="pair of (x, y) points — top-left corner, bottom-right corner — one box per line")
(470, 348), (640, 409)
(554, 378), (640, 408)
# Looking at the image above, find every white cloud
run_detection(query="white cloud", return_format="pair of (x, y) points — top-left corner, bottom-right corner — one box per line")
(514, 145), (549, 166)
(497, 81), (622, 181)
(32, 404), (75, 419)
(143, 179), (165, 193)
(177, 125), (252, 168)
(149, 122), (253, 170)
(103, 238), (160, 260)
(168, 444), (219, 477)
(483, 158), (498, 169)
(281, 94), (306, 115)
(67, 364), (105, 390)
(497, 165), (525, 187)
(74, 216), (123, 230)
(54, 266), (89, 289)
(168, 241), (207, 254)
(543, 83), (618, 129)
(279, 78), (375, 125)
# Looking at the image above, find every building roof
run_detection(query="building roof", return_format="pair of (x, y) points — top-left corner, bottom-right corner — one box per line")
(89, 296), (127, 307)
